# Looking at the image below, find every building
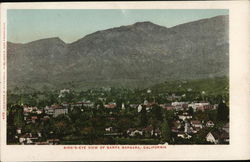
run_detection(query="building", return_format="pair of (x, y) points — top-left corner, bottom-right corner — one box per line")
(178, 115), (192, 121)
(171, 102), (188, 111)
(127, 128), (143, 137)
(206, 120), (215, 127)
(44, 106), (54, 115)
(137, 104), (142, 112)
(53, 106), (68, 117)
(188, 102), (210, 112)
(104, 103), (116, 109)
(58, 89), (70, 98)
(44, 104), (68, 117)
(206, 132), (219, 144)
(177, 132), (192, 139)
(190, 120), (203, 129)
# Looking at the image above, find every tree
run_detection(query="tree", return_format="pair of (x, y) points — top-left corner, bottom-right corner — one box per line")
(160, 114), (171, 143)
(151, 105), (163, 121)
(140, 106), (148, 127)
(13, 105), (24, 128)
(54, 115), (73, 138)
(217, 102), (229, 122)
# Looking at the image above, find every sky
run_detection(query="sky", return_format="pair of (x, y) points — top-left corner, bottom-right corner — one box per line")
(7, 9), (229, 43)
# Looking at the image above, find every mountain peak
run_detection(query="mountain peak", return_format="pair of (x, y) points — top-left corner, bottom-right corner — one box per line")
(133, 21), (166, 28)
(133, 21), (155, 26)
(130, 21), (168, 31)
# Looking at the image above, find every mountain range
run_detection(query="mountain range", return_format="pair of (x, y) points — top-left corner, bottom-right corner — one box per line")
(7, 15), (229, 91)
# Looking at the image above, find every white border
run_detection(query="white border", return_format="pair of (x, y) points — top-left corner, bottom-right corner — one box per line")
(1, 1), (250, 161)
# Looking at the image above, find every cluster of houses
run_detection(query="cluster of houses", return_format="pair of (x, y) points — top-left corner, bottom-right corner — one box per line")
(102, 125), (161, 138)
(15, 128), (59, 145)
(126, 126), (161, 138)
(23, 106), (43, 124)
(21, 100), (217, 122)
(17, 98), (228, 144)
(171, 116), (229, 143)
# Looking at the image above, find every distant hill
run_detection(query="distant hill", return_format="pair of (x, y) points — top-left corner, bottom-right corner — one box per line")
(7, 15), (229, 90)
(148, 77), (229, 96)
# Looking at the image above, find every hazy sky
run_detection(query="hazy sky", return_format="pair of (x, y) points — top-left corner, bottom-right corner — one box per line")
(8, 9), (228, 43)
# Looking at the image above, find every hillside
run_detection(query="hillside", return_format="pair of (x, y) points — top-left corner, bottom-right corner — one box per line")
(7, 15), (229, 90)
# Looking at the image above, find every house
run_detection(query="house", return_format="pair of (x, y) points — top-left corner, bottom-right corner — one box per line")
(58, 89), (70, 98)
(190, 120), (203, 129)
(83, 100), (95, 108)
(105, 127), (113, 132)
(197, 105), (214, 112)
(190, 125), (203, 133)
(147, 89), (152, 93)
(160, 104), (174, 111)
(37, 132), (42, 138)
(31, 116), (38, 123)
(142, 126), (161, 137)
(188, 102), (210, 112)
(36, 109), (43, 114)
(104, 103), (116, 109)
(53, 106), (68, 117)
(177, 132), (192, 139)
(127, 128), (143, 137)
(206, 120), (215, 127)
(178, 115), (192, 121)
(19, 133), (39, 144)
(63, 101), (95, 110)
(44, 106), (54, 115)
(171, 102), (188, 111)
(44, 104), (68, 117)
(137, 105), (142, 112)
(47, 139), (60, 145)
(165, 105), (174, 111)
(143, 100), (149, 105)
(16, 128), (22, 134)
(19, 134), (30, 144)
(206, 132), (219, 144)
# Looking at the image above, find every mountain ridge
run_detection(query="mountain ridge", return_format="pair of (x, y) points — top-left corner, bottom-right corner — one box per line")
(8, 15), (228, 45)
(7, 15), (229, 90)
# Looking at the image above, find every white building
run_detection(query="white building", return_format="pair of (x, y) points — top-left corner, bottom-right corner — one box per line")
(137, 105), (142, 112)
(206, 132), (219, 144)
(206, 120), (215, 127)
(53, 107), (68, 117)
(58, 89), (70, 98)
(188, 102), (210, 112)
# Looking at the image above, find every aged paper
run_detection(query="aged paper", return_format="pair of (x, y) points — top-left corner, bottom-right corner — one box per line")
(0, 1), (250, 161)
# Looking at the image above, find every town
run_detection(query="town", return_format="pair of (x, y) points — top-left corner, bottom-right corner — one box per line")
(7, 83), (229, 145)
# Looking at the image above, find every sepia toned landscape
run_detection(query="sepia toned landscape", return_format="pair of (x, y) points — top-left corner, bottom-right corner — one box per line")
(7, 10), (229, 145)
